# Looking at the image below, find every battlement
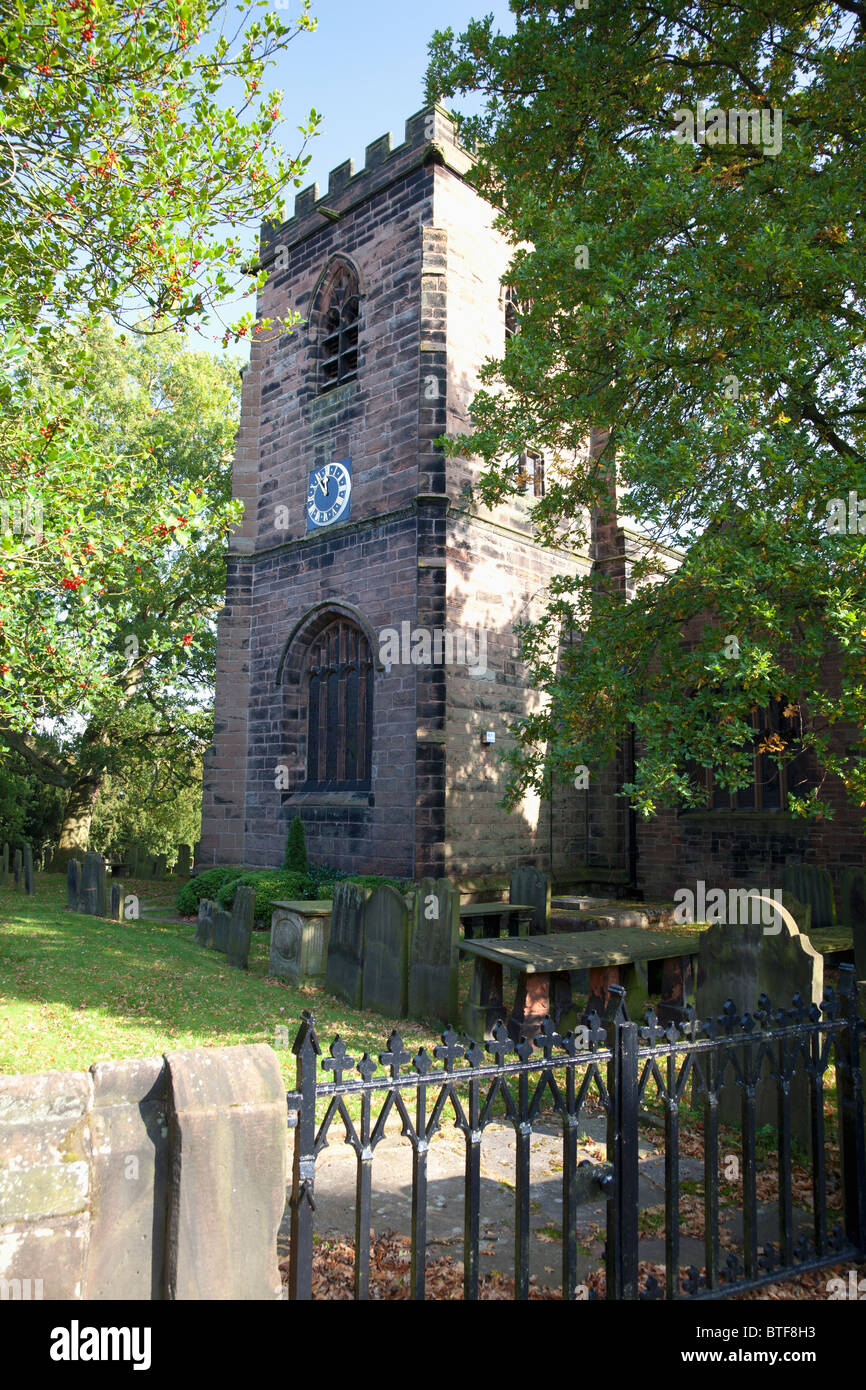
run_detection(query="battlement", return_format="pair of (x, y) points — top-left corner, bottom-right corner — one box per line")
(260, 104), (475, 262)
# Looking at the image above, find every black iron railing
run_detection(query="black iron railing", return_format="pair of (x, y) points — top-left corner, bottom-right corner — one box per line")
(284, 965), (866, 1301)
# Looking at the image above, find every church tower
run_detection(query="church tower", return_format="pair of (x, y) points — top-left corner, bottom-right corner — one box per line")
(199, 105), (622, 884)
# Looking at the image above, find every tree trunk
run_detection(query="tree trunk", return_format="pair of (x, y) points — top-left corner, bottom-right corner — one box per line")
(51, 775), (102, 869)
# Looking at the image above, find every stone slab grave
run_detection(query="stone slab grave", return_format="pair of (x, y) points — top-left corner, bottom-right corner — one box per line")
(324, 882), (367, 1009)
(67, 857), (81, 911)
(194, 898), (214, 947)
(269, 900), (331, 986)
(0, 841), (8, 887)
(509, 866), (550, 936)
(175, 843), (191, 878)
(151, 853), (167, 881)
(79, 851), (107, 917)
(408, 877), (460, 1024)
(363, 884), (410, 1017)
(13, 848), (22, 889)
(227, 885), (255, 970)
(695, 898), (823, 1153)
(461, 927), (703, 1042)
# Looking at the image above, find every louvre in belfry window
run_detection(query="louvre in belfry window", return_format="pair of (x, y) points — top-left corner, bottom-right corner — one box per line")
(304, 619), (373, 790)
(318, 264), (359, 394)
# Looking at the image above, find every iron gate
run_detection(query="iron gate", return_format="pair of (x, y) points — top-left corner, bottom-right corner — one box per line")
(284, 965), (866, 1300)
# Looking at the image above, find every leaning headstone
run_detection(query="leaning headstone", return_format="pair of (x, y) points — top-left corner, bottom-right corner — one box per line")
(210, 907), (230, 954)
(175, 844), (191, 878)
(840, 869), (866, 983)
(67, 857), (81, 911)
(408, 877), (459, 1023)
(227, 886), (255, 970)
(80, 851), (108, 917)
(13, 849), (22, 889)
(0, 842), (8, 886)
(362, 884), (410, 1017)
(324, 882), (367, 1009)
(696, 899), (823, 1152)
(782, 864), (835, 929)
(194, 898), (214, 947)
(509, 866), (550, 936)
(109, 882), (125, 923)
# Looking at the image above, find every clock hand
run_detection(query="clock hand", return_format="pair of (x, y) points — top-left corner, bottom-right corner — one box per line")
(315, 469), (329, 495)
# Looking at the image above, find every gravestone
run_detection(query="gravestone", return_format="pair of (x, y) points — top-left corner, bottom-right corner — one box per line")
(80, 851), (108, 917)
(696, 899), (823, 1151)
(13, 849), (22, 889)
(0, 842), (8, 886)
(192, 841), (201, 869)
(782, 864), (834, 929)
(134, 847), (150, 881)
(324, 882), (367, 1009)
(175, 844), (191, 878)
(210, 907), (230, 954)
(840, 869), (866, 982)
(268, 901), (331, 985)
(362, 884), (410, 1017)
(22, 845), (33, 895)
(408, 877), (459, 1023)
(780, 891), (812, 936)
(194, 898), (213, 947)
(109, 882), (125, 923)
(151, 854), (167, 881)
(227, 886), (255, 970)
(67, 857), (81, 911)
(509, 866), (550, 936)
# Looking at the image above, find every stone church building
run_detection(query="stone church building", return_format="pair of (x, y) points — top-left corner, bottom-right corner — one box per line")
(199, 104), (863, 900)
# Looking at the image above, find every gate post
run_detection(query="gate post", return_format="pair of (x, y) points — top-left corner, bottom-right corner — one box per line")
(289, 1011), (320, 1301)
(604, 986), (640, 1299)
(836, 968), (866, 1254)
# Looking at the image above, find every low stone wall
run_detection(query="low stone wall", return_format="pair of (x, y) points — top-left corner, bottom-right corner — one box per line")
(0, 1044), (286, 1301)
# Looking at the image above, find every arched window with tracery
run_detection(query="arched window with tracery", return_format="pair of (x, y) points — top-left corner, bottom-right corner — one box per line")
(318, 263), (360, 394)
(304, 618), (373, 789)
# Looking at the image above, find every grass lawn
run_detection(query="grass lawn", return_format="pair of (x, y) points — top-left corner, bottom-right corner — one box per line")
(0, 874), (446, 1086)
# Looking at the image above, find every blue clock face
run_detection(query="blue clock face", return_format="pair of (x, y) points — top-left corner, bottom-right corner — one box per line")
(306, 457), (352, 530)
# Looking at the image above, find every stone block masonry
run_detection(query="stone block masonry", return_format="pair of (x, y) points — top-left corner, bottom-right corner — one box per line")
(0, 1045), (286, 1300)
(199, 104), (595, 883)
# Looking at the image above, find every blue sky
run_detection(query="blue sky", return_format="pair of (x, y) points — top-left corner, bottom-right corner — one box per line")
(268, 0), (514, 198)
(209, 0), (514, 352)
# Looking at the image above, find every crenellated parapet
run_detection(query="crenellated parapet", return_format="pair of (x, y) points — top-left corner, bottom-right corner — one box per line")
(259, 104), (474, 263)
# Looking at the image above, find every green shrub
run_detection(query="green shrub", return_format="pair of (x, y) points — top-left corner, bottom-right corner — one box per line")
(217, 870), (307, 926)
(283, 814), (307, 874)
(177, 862), (409, 924)
(175, 866), (245, 918)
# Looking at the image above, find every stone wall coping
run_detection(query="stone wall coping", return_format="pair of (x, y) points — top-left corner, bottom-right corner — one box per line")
(270, 899), (333, 915)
